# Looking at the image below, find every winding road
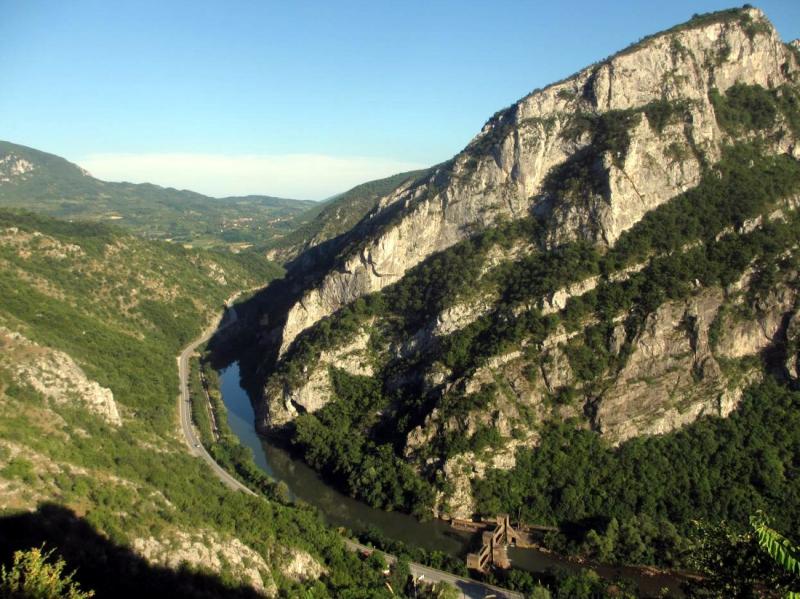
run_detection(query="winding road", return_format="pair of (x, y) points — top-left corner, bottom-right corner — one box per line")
(176, 304), (523, 599)
(177, 309), (255, 495)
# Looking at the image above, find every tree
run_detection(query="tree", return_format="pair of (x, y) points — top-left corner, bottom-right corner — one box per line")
(689, 517), (799, 598)
(0, 546), (94, 599)
(751, 514), (800, 598)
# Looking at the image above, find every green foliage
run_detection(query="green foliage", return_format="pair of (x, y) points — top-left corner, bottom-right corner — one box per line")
(272, 138), (800, 519)
(0, 209), (280, 430)
(689, 516), (800, 598)
(751, 515), (800, 578)
(565, 323), (616, 382)
(710, 83), (779, 133)
(0, 546), (94, 599)
(552, 108), (640, 200)
(188, 357), (215, 446)
(643, 99), (689, 134)
(290, 369), (434, 513)
(474, 378), (800, 571)
(1, 459), (35, 484)
(356, 529), (468, 577)
(608, 143), (800, 267)
(0, 209), (411, 597)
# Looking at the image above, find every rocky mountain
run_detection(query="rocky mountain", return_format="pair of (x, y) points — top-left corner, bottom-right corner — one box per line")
(0, 141), (316, 251)
(247, 5), (800, 532)
(266, 168), (430, 264)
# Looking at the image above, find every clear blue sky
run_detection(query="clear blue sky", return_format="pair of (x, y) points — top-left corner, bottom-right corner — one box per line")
(2, 0), (798, 199)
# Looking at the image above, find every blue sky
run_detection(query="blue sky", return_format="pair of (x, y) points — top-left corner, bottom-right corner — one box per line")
(2, 1), (799, 199)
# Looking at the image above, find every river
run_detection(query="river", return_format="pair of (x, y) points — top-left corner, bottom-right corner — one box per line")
(219, 361), (685, 596)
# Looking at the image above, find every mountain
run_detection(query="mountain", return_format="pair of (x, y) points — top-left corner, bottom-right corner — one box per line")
(242, 6), (800, 567)
(265, 168), (430, 264)
(0, 141), (317, 251)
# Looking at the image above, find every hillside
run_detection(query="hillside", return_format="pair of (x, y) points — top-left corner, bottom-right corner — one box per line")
(0, 211), (406, 597)
(265, 168), (429, 264)
(0, 141), (316, 251)
(240, 6), (800, 571)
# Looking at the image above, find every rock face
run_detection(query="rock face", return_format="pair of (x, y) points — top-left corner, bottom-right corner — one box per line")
(260, 326), (374, 428)
(0, 153), (35, 183)
(133, 530), (280, 596)
(251, 8), (800, 517)
(276, 7), (795, 358)
(0, 328), (122, 426)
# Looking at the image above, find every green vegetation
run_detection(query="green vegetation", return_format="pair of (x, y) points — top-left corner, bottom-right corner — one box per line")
(0, 546), (94, 599)
(291, 369), (434, 513)
(268, 77), (800, 549)
(0, 210), (428, 597)
(752, 515), (800, 582)
(0, 141), (316, 251)
(689, 514), (800, 597)
(711, 83), (780, 133)
(188, 357), (215, 446)
(473, 378), (800, 570)
(711, 82), (800, 138)
(643, 99), (690, 134)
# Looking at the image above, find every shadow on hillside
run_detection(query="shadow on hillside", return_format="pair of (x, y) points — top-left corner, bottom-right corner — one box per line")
(0, 503), (264, 599)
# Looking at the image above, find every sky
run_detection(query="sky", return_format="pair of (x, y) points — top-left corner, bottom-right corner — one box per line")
(2, 1), (799, 200)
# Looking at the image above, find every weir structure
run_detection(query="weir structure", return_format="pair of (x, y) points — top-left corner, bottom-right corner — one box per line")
(465, 514), (518, 573)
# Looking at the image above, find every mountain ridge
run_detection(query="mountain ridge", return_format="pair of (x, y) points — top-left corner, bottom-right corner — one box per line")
(241, 5), (800, 543)
(273, 6), (799, 358)
(0, 140), (316, 250)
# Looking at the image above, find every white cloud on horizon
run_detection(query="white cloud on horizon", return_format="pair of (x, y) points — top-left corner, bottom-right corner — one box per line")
(77, 152), (429, 201)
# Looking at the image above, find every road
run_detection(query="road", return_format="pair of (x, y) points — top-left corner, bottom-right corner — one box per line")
(176, 304), (523, 599)
(177, 304), (256, 496)
(343, 539), (524, 599)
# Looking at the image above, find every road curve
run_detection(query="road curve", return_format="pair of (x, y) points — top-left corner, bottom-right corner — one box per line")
(177, 304), (522, 599)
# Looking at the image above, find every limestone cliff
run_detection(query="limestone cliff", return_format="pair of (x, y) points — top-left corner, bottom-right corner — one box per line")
(276, 7), (797, 358)
(252, 7), (800, 517)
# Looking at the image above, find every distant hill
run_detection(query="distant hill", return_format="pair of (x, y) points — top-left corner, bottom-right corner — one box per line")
(266, 168), (429, 263)
(0, 140), (317, 251)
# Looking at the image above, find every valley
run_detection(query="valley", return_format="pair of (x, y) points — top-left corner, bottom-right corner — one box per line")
(2, 4), (800, 599)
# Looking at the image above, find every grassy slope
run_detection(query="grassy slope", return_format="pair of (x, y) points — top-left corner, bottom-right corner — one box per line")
(0, 210), (397, 597)
(0, 141), (317, 250)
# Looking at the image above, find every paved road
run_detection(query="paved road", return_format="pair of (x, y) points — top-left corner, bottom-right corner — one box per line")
(176, 304), (522, 599)
(343, 540), (524, 599)
(177, 306), (256, 496)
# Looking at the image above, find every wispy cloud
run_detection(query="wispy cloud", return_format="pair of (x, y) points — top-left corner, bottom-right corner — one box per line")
(77, 153), (428, 201)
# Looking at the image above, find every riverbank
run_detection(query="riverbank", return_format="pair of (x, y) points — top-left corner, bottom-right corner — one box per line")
(178, 304), (527, 599)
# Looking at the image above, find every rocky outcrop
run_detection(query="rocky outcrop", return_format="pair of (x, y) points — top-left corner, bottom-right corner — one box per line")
(275, 8), (796, 358)
(133, 530), (278, 596)
(259, 326), (374, 429)
(281, 547), (327, 582)
(0, 328), (122, 426)
(0, 154), (35, 183)
(251, 8), (800, 518)
(394, 261), (799, 514)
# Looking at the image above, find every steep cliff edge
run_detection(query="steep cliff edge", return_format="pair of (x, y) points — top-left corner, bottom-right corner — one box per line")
(276, 7), (797, 358)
